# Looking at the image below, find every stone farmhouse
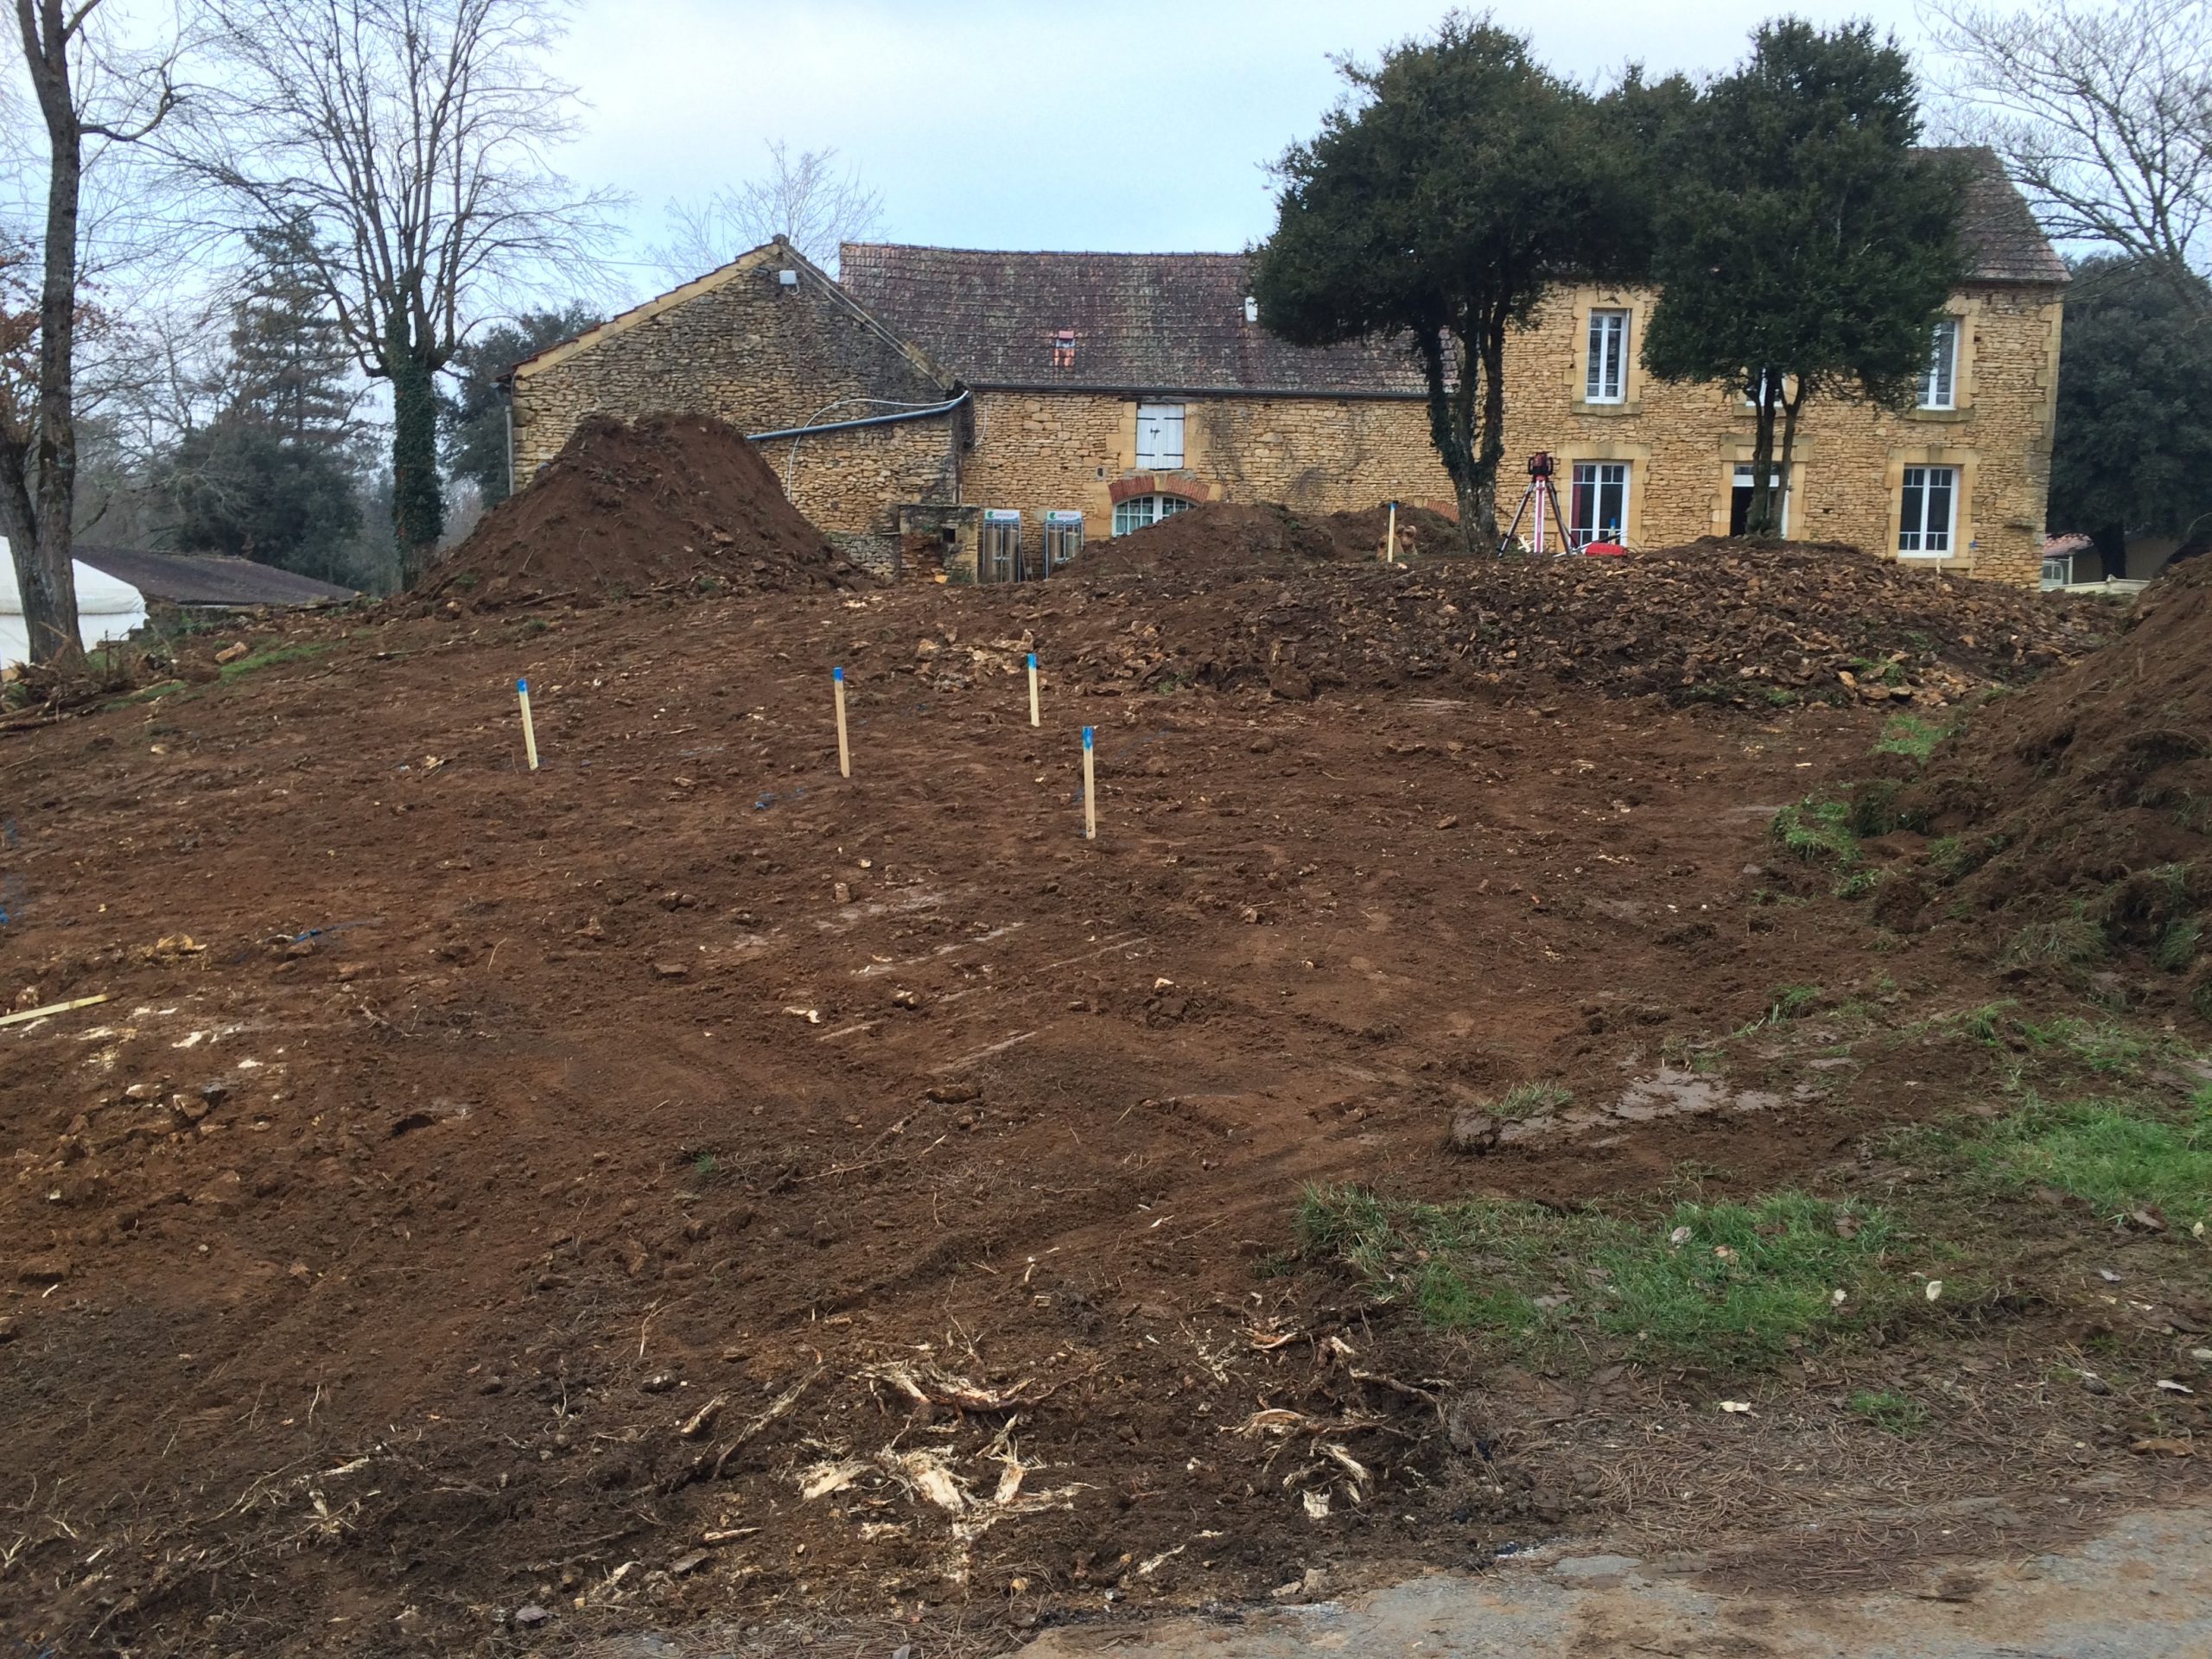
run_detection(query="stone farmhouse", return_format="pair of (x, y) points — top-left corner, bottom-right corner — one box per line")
(505, 149), (2064, 587)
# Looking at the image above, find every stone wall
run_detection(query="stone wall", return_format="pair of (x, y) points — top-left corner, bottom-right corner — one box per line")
(510, 244), (2063, 588)
(1494, 281), (2063, 585)
(958, 389), (1455, 541)
(509, 248), (962, 555)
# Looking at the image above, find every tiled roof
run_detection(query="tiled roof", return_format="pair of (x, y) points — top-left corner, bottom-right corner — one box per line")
(1935, 146), (2070, 285)
(838, 245), (1429, 396)
(73, 546), (357, 607)
(841, 153), (2061, 397)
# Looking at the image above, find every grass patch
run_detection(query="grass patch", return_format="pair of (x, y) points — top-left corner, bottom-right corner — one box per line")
(1873, 712), (1953, 764)
(217, 641), (330, 683)
(1736, 984), (1821, 1036)
(1999, 908), (2107, 975)
(1847, 1389), (1928, 1435)
(1957, 1089), (2212, 1225)
(1773, 797), (1859, 865)
(1295, 1185), (1904, 1370)
(1491, 1080), (1573, 1120)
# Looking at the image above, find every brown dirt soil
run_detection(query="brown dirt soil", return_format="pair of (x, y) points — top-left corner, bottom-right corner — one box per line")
(0, 565), (2196, 1659)
(416, 414), (866, 607)
(1054, 535), (2102, 707)
(1074, 500), (1460, 580)
(1883, 558), (2212, 1014)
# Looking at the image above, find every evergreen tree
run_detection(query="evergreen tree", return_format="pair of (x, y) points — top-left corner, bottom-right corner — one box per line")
(2050, 255), (2212, 571)
(1642, 21), (1969, 538)
(151, 217), (368, 581)
(155, 418), (362, 581)
(1250, 17), (1645, 549)
(438, 306), (598, 508)
(228, 214), (359, 447)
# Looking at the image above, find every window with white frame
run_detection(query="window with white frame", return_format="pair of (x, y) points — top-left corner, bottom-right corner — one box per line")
(1112, 493), (1192, 537)
(1585, 308), (1628, 404)
(1744, 368), (1785, 408)
(1919, 318), (1960, 410)
(1897, 465), (1957, 555)
(1569, 461), (1629, 547)
(1730, 463), (1789, 536)
(1135, 403), (1185, 468)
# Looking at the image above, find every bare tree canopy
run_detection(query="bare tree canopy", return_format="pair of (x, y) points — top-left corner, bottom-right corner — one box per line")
(651, 141), (885, 279)
(1926, 0), (2212, 307)
(188, 0), (620, 580)
(1, 0), (182, 667)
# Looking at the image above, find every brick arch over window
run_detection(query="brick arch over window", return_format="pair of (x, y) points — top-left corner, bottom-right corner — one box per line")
(1107, 474), (1214, 506)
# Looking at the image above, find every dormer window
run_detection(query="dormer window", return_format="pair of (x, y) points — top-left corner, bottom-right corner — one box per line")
(1052, 329), (1076, 370)
(1243, 296), (1259, 323)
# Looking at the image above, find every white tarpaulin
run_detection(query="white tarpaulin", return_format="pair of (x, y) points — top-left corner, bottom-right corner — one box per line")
(0, 537), (148, 669)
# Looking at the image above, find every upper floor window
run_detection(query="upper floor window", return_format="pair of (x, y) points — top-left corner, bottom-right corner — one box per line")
(1897, 464), (1957, 555)
(1919, 318), (1960, 410)
(1135, 402), (1185, 469)
(1112, 493), (1192, 537)
(1585, 308), (1628, 404)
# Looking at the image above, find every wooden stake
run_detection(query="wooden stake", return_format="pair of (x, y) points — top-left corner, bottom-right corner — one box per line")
(1027, 652), (1040, 727)
(1385, 500), (1398, 563)
(516, 677), (539, 772)
(833, 666), (850, 779)
(1081, 726), (1096, 842)
(0, 992), (110, 1029)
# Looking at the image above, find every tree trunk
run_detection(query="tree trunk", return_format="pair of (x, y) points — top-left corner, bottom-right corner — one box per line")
(1771, 386), (1807, 543)
(1744, 374), (1782, 539)
(10, 0), (87, 665)
(1470, 308), (1509, 550)
(389, 318), (443, 586)
(1416, 323), (1482, 555)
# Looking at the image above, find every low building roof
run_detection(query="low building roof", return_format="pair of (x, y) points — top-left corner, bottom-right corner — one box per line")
(73, 546), (357, 607)
(839, 245), (1429, 397)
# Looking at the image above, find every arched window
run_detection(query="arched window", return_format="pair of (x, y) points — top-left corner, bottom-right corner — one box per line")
(1111, 493), (1194, 537)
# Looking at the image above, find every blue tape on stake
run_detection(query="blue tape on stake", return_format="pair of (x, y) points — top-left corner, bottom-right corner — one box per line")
(1028, 652), (1037, 669)
(1082, 726), (1094, 748)
(517, 677), (528, 695)
(833, 666), (844, 682)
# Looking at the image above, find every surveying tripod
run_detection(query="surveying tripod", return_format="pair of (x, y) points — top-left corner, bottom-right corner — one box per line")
(1498, 450), (1573, 556)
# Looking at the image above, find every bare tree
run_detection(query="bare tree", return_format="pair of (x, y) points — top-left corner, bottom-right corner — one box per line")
(651, 141), (885, 280)
(189, 0), (619, 582)
(1926, 0), (2212, 308)
(2, 1), (181, 667)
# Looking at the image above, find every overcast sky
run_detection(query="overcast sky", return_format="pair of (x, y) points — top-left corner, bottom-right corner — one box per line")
(563, 0), (1939, 296)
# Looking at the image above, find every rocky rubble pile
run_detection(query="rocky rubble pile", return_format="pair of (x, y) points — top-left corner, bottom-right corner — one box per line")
(1052, 537), (2101, 706)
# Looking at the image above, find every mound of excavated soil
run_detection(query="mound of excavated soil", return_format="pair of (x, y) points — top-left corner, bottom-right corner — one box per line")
(1052, 535), (2100, 706)
(1077, 499), (1463, 578)
(1890, 559), (2212, 1014)
(419, 413), (863, 606)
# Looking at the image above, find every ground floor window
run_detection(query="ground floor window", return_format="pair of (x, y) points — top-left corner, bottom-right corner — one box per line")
(1569, 461), (1628, 548)
(1897, 465), (1957, 556)
(1112, 493), (1193, 537)
(1730, 462), (1790, 537)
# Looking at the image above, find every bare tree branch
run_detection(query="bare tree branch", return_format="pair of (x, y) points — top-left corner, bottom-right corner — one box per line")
(650, 140), (885, 280)
(1925, 0), (2212, 308)
(1, 0), (188, 667)
(181, 0), (621, 575)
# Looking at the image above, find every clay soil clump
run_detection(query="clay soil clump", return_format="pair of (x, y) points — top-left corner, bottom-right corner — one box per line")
(417, 412), (865, 607)
(1077, 499), (1461, 579)
(1891, 556), (2212, 1012)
